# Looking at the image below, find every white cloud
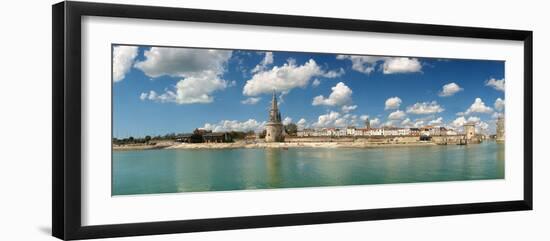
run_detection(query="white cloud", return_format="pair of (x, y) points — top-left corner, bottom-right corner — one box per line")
(283, 117), (293, 125)
(467, 116), (481, 123)
(135, 47), (232, 78)
(388, 110), (406, 120)
(341, 105), (358, 113)
(465, 98), (493, 114)
(336, 55), (422, 75)
(406, 101), (444, 114)
(135, 47), (233, 104)
(312, 78), (321, 87)
(112, 45), (138, 82)
(401, 118), (412, 127)
(382, 57), (422, 74)
(323, 68), (345, 78)
(438, 82), (463, 97)
(451, 116), (467, 128)
(360, 115), (369, 121)
(384, 96), (402, 110)
(241, 97), (261, 105)
(297, 118), (308, 130)
(202, 119), (266, 132)
(485, 78), (505, 91)
(429, 117), (444, 125)
(494, 98), (505, 111)
(140, 71), (229, 104)
(251, 52), (274, 73)
(243, 59), (325, 96)
(336, 55), (384, 74)
(313, 111), (341, 128)
(369, 118), (381, 127)
(451, 116), (482, 129)
(312, 82), (353, 106)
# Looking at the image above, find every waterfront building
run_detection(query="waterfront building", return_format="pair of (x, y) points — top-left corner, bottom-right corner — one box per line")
(409, 128), (421, 136)
(346, 126), (356, 136)
(464, 122), (476, 140)
(398, 128), (411, 136)
(496, 116), (505, 143)
(265, 91), (284, 142)
(369, 128), (383, 136)
(203, 132), (232, 143)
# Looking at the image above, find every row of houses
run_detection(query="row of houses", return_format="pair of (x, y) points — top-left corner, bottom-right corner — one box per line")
(297, 126), (459, 137)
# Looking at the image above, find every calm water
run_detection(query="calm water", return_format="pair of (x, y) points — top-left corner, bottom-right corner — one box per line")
(112, 141), (504, 195)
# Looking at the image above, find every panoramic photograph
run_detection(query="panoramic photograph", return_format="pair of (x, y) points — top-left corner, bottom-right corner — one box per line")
(112, 45), (505, 196)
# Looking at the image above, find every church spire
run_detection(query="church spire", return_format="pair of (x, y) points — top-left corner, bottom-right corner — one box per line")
(271, 90), (278, 111)
(269, 90), (281, 123)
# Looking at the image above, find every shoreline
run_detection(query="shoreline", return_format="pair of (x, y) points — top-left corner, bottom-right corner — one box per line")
(113, 141), (439, 151)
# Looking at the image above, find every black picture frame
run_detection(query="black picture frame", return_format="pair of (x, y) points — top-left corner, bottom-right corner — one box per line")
(52, 1), (533, 240)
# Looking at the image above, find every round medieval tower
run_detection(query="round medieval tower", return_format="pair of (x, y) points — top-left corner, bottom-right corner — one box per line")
(265, 91), (284, 142)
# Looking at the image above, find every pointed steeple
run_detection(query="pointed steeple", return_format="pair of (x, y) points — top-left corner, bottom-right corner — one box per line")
(271, 90), (278, 111)
(269, 90), (281, 123)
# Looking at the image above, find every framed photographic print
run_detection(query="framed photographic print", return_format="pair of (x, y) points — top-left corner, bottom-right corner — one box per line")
(52, 1), (533, 240)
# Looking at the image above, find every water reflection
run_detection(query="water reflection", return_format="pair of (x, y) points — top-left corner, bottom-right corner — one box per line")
(265, 149), (282, 188)
(113, 142), (505, 195)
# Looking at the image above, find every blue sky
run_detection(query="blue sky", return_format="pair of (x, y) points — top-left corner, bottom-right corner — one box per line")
(112, 45), (505, 138)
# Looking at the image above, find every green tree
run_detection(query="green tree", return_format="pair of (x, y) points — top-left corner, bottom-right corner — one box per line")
(285, 123), (298, 136)
(144, 135), (151, 143)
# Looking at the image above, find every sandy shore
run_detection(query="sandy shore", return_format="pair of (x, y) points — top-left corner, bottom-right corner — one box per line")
(113, 141), (437, 151)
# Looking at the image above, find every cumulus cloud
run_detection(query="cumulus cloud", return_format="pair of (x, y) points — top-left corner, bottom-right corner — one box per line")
(429, 117), (444, 125)
(297, 118), (308, 130)
(323, 68), (345, 78)
(112, 45), (138, 82)
(251, 52), (274, 73)
(401, 118), (412, 127)
(312, 82), (353, 106)
(202, 119), (265, 132)
(336, 55), (384, 74)
(485, 78), (505, 91)
(341, 105), (358, 113)
(336, 55), (422, 75)
(438, 82), (463, 97)
(388, 110), (406, 120)
(494, 98), (505, 111)
(382, 57), (422, 74)
(369, 117), (381, 127)
(312, 78), (321, 87)
(135, 47), (232, 78)
(385, 96), (402, 110)
(241, 97), (261, 105)
(360, 115), (369, 121)
(140, 71), (229, 104)
(451, 116), (467, 128)
(313, 111), (341, 128)
(451, 116), (482, 129)
(465, 98), (493, 114)
(406, 101), (444, 114)
(135, 47), (233, 104)
(243, 59), (341, 96)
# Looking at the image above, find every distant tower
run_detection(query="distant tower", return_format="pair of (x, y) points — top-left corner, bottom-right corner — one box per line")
(463, 122), (476, 140)
(496, 116), (505, 143)
(365, 117), (371, 129)
(265, 90), (284, 142)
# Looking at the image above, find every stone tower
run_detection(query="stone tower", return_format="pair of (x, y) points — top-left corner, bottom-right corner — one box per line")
(365, 117), (371, 129)
(464, 122), (476, 140)
(496, 116), (505, 143)
(265, 91), (284, 142)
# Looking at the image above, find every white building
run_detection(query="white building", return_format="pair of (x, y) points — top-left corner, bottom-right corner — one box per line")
(346, 126), (356, 136)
